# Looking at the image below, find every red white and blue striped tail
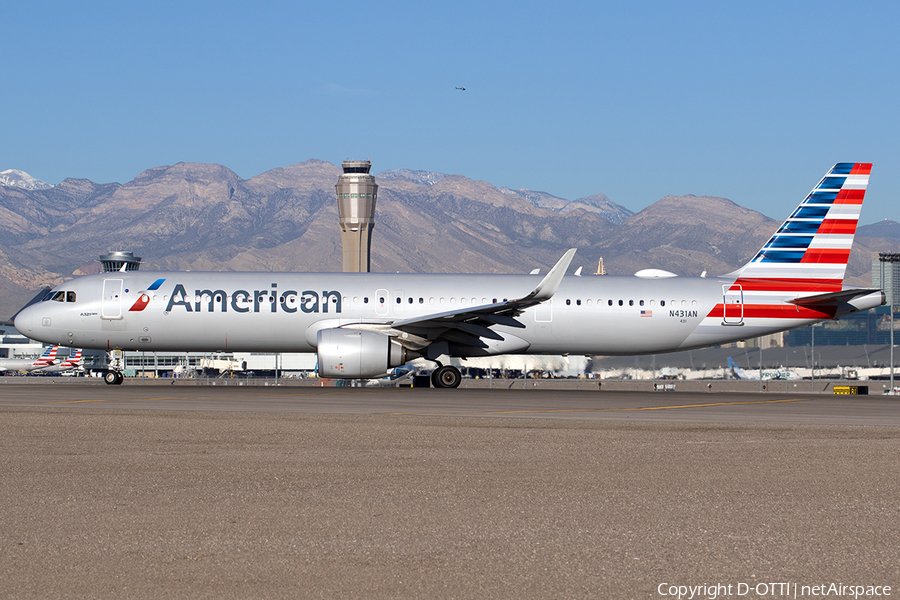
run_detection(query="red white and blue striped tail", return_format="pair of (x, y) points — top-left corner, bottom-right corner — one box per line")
(731, 162), (871, 293)
(34, 345), (58, 366)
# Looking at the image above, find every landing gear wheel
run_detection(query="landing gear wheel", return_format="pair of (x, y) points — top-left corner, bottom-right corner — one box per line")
(104, 371), (124, 385)
(431, 365), (462, 389)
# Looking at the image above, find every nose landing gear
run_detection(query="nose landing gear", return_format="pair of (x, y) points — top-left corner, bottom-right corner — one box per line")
(103, 370), (124, 385)
(104, 350), (125, 385)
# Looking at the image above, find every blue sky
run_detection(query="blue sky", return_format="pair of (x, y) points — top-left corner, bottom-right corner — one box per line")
(3, 0), (898, 223)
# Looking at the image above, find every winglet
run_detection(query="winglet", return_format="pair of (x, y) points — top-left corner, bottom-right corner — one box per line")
(519, 248), (576, 303)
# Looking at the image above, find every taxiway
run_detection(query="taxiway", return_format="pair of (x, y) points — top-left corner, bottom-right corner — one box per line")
(2, 383), (898, 598)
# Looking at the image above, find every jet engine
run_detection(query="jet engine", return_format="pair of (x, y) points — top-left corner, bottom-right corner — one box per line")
(317, 328), (417, 378)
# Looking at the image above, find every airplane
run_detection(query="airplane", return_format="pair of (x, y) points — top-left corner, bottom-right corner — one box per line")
(726, 357), (802, 381)
(39, 349), (84, 375)
(13, 163), (884, 387)
(0, 345), (59, 374)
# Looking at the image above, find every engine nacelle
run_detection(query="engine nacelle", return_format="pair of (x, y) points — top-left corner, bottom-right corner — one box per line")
(317, 328), (414, 378)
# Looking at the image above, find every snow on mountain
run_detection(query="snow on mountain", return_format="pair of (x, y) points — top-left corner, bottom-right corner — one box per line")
(0, 169), (53, 190)
(377, 169), (447, 185)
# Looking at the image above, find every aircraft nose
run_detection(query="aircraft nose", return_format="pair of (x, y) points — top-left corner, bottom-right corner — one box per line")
(14, 305), (34, 335)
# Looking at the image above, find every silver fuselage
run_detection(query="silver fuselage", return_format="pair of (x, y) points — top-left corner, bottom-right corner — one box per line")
(14, 270), (843, 356)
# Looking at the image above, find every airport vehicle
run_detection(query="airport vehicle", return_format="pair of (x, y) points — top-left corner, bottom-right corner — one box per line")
(0, 345), (58, 373)
(726, 357), (802, 381)
(14, 163), (883, 387)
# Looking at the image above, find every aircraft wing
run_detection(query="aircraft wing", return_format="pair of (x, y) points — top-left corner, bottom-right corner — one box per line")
(386, 249), (576, 349)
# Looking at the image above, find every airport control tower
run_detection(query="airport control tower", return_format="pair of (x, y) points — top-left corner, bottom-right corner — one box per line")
(334, 160), (378, 272)
(98, 250), (142, 272)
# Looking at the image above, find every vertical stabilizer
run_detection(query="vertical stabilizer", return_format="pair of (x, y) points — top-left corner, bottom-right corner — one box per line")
(732, 163), (871, 292)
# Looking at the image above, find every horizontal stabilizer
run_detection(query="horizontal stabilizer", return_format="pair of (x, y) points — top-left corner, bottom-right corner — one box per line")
(787, 288), (884, 308)
(788, 288), (884, 318)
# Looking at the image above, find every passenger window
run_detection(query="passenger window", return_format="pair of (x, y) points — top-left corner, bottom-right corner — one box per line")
(629, 300), (634, 306)
(608, 300), (613, 306)
(576, 299), (581, 306)
(639, 300), (644, 306)
(566, 299), (571, 306)
(364, 297), (369, 304)
(419, 298), (424, 304)
(396, 297), (401, 304)
(379, 297), (385, 304)
(661, 300), (665, 307)
(408, 297), (413, 304)
(692, 300), (698, 306)
(66, 292), (76, 302)
(618, 300), (623, 306)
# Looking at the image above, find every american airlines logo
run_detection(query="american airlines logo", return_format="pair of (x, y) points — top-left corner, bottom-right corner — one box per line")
(162, 284), (343, 314)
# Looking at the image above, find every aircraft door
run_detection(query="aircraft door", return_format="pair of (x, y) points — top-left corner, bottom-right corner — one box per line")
(534, 298), (553, 322)
(102, 279), (125, 320)
(722, 285), (743, 325)
(375, 289), (389, 316)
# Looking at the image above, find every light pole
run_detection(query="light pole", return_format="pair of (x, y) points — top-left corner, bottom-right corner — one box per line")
(878, 253), (900, 394)
(811, 322), (816, 392)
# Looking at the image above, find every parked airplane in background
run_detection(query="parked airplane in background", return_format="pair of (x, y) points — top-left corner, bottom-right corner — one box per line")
(726, 357), (802, 381)
(40, 349), (84, 375)
(0, 345), (58, 374)
(14, 163), (884, 387)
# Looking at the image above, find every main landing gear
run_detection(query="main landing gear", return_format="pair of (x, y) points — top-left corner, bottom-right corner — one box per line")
(104, 370), (124, 385)
(431, 365), (462, 389)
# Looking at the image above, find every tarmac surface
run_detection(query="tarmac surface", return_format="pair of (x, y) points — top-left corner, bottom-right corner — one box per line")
(1, 381), (899, 599)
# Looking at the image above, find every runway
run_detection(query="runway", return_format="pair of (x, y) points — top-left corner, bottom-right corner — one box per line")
(2, 382), (899, 598)
(1, 380), (899, 425)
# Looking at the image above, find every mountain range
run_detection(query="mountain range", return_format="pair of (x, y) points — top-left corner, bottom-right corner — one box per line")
(0, 160), (897, 320)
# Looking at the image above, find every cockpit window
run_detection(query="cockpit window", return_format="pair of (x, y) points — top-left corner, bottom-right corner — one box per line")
(52, 291), (65, 302)
(43, 291), (55, 301)
(66, 291), (76, 303)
